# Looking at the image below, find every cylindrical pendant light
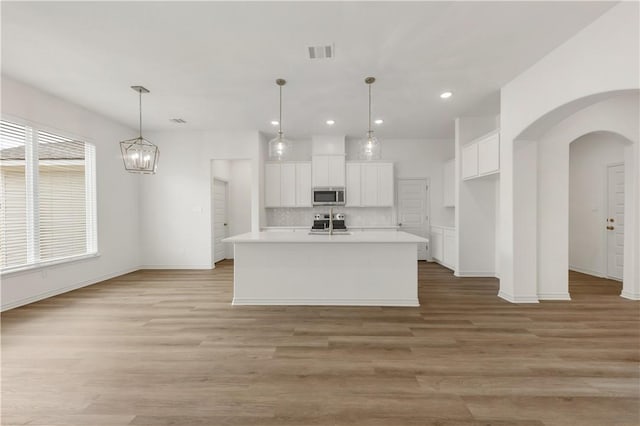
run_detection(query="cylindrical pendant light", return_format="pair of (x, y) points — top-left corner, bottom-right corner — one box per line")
(268, 79), (292, 160)
(358, 77), (381, 161)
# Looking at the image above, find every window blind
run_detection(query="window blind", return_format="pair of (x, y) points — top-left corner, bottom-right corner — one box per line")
(0, 120), (97, 272)
(0, 121), (28, 269)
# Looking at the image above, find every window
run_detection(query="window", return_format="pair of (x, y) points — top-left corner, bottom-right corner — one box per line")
(0, 119), (97, 272)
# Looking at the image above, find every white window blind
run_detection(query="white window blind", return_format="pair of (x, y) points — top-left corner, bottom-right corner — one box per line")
(0, 119), (97, 272)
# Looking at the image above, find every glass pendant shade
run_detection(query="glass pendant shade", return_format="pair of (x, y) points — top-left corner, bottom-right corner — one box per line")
(358, 130), (381, 160)
(268, 131), (292, 161)
(120, 85), (160, 174)
(120, 137), (159, 174)
(358, 76), (382, 161)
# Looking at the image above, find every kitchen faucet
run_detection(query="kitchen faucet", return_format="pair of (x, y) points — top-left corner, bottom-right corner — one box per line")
(329, 207), (334, 235)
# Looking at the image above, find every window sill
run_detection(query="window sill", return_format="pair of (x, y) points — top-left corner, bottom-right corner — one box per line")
(1, 252), (101, 277)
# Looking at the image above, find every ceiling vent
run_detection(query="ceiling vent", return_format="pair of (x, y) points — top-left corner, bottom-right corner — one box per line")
(170, 118), (187, 124)
(308, 44), (334, 60)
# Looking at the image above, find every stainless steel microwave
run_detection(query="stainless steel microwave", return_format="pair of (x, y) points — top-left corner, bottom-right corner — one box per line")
(312, 187), (345, 206)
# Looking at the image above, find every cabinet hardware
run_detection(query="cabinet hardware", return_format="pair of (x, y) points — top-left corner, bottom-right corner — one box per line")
(606, 225), (614, 230)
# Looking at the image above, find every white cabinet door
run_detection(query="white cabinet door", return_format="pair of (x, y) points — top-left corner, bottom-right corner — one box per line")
(295, 162), (312, 207)
(328, 155), (345, 187)
(361, 163), (379, 206)
(346, 163), (362, 207)
(312, 155), (329, 187)
(443, 229), (457, 269)
(431, 228), (444, 261)
(478, 133), (500, 175)
(264, 163), (281, 207)
(462, 143), (478, 180)
(443, 159), (455, 207)
(377, 163), (394, 207)
(280, 163), (296, 207)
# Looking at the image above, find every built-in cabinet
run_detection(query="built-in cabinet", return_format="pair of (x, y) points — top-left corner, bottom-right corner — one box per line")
(265, 162), (312, 208)
(443, 159), (455, 207)
(461, 130), (500, 180)
(346, 162), (394, 207)
(430, 226), (457, 271)
(312, 155), (345, 187)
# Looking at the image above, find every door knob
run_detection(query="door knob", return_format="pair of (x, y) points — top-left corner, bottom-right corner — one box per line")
(606, 226), (614, 230)
(398, 223), (402, 226)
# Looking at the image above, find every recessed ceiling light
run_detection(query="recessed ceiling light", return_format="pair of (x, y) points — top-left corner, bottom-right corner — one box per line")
(374, 119), (383, 125)
(326, 120), (335, 125)
(271, 120), (279, 126)
(440, 91), (453, 99)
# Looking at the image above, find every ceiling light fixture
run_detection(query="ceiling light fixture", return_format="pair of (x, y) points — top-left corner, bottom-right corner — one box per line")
(326, 120), (335, 125)
(440, 91), (453, 99)
(358, 77), (381, 161)
(271, 120), (279, 126)
(268, 79), (292, 160)
(374, 119), (384, 125)
(119, 86), (159, 174)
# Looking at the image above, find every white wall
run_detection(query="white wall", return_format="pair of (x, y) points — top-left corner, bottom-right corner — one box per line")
(534, 94), (638, 300)
(1, 77), (141, 311)
(346, 138), (455, 228)
(139, 129), (260, 269)
(569, 133), (625, 277)
(499, 2), (640, 302)
(226, 160), (252, 258)
(455, 116), (500, 277)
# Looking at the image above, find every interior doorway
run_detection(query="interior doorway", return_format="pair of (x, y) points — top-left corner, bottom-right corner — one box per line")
(212, 178), (228, 264)
(606, 163), (624, 280)
(396, 178), (430, 260)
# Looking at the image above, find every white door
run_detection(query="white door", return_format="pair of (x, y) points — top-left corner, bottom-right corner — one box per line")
(397, 179), (429, 260)
(606, 164), (624, 280)
(213, 179), (228, 264)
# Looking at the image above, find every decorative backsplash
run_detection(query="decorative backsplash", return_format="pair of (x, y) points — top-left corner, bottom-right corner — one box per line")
(266, 207), (394, 227)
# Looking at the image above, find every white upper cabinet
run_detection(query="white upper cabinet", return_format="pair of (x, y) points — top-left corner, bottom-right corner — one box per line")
(280, 163), (296, 207)
(478, 132), (500, 175)
(265, 162), (312, 208)
(462, 130), (500, 180)
(461, 143), (478, 180)
(265, 163), (281, 208)
(345, 163), (361, 207)
(295, 162), (312, 207)
(443, 159), (455, 207)
(347, 162), (394, 207)
(312, 155), (345, 187)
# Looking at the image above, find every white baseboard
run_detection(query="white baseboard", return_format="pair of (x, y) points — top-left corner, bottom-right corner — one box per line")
(455, 271), (497, 278)
(1, 267), (139, 312)
(232, 298), (420, 307)
(431, 259), (455, 271)
(140, 264), (212, 270)
(620, 290), (640, 301)
(569, 265), (605, 278)
(538, 292), (572, 301)
(498, 290), (539, 304)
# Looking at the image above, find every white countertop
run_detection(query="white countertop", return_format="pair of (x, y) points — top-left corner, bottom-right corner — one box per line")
(223, 231), (428, 244)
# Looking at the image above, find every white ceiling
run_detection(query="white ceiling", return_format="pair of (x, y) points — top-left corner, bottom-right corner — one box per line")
(1, 1), (614, 139)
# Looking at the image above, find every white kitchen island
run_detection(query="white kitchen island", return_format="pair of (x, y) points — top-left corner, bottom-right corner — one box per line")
(222, 231), (428, 307)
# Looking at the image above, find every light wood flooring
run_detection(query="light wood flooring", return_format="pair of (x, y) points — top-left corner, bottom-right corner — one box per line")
(2, 262), (639, 425)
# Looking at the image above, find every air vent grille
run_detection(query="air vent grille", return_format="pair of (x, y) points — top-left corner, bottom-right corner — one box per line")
(170, 118), (187, 124)
(308, 44), (334, 60)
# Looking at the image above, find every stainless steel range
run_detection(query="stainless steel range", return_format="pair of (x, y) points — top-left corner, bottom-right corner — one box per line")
(310, 212), (348, 234)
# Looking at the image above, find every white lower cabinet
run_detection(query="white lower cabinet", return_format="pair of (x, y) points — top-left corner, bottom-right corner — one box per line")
(346, 162), (394, 207)
(265, 162), (312, 208)
(430, 226), (457, 271)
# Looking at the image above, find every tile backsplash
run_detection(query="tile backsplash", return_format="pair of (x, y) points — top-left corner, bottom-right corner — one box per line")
(266, 207), (394, 227)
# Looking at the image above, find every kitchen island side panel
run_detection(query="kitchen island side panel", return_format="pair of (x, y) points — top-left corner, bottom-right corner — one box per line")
(232, 242), (418, 306)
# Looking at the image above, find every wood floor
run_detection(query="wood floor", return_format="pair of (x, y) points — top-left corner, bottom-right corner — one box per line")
(2, 262), (639, 426)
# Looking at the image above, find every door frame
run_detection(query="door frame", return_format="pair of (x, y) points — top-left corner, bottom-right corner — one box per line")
(212, 178), (229, 267)
(395, 177), (430, 260)
(605, 162), (624, 281)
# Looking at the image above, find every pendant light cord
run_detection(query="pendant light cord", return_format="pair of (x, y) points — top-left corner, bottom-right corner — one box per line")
(368, 83), (372, 133)
(279, 84), (283, 134)
(139, 89), (143, 138)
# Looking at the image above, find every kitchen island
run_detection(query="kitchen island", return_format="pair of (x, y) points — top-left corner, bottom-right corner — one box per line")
(222, 231), (428, 306)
